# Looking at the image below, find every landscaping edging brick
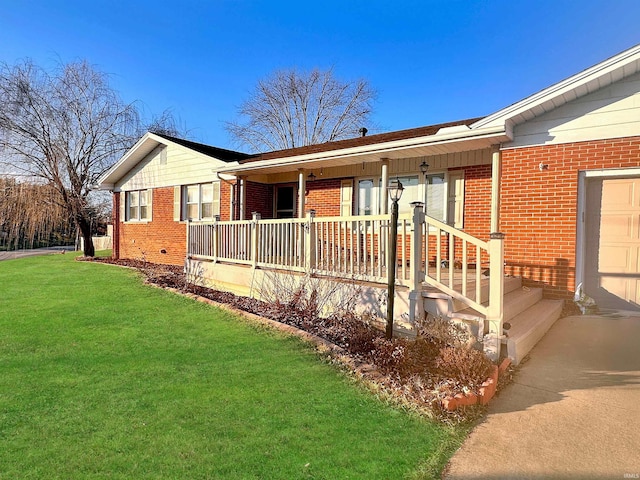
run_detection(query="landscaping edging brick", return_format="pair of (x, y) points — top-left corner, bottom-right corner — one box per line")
(442, 357), (512, 411)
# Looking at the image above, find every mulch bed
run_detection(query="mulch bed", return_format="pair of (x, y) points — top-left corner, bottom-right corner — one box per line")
(83, 256), (496, 421)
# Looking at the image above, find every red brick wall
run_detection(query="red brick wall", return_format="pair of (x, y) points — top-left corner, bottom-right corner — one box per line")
(220, 181), (233, 221)
(500, 136), (640, 299)
(305, 179), (342, 216)
(118, 186), (186, 266)
(112, 192), (121, 259)
(462, 164), (492, 241)
(245, 181), (274, 219)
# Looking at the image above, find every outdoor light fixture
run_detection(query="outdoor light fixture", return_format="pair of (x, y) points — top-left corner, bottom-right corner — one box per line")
(419, 161), (429, 175)
(388, 178), (404, 202)
(307, 172), (316, 181)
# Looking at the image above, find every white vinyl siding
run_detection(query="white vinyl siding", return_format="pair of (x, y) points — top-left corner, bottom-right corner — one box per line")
(116, 143), (232, 191)
(508, 70), (640, 148)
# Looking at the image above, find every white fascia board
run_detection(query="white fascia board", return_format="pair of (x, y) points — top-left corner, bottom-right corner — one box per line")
(218, 125), (508, 174)
(95, 132), (164, 188)
(474, 43), (640, 130)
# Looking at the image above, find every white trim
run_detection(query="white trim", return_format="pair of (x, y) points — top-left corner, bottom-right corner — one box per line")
(475, 43), (640, 130)
(575, 167), (640, 290)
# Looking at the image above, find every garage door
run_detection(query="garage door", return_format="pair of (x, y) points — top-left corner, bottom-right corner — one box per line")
(584, 177), (640, 311)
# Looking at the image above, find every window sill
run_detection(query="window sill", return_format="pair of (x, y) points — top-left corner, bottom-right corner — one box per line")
(123, 220), (151, 224)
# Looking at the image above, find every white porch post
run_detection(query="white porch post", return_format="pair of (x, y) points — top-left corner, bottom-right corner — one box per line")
(486, 147), (505, 361)
(380, 158), (389, 214)
(305, 210), (316, 271)
(409, 202), (425, 325)
(239, 176), (247, 220)
(490, 148), (502, 233)
(251, 212), (261, 268)
(298, 169), (306, 218)
(485, 232), (505, 362)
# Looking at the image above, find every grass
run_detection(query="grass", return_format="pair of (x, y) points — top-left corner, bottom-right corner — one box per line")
(0, 252), (466, 479)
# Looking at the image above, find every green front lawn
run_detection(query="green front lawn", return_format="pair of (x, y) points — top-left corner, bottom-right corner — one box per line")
(0, 253), (465, 479)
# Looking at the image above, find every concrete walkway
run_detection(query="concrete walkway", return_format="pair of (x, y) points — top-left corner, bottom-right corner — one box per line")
(445, 313), (640, 479)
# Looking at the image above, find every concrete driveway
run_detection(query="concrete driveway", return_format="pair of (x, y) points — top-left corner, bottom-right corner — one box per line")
(0, 246), (75, 261)
(445, 313), (640, 479)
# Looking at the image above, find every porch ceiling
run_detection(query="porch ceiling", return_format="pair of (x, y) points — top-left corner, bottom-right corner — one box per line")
(218, 125), (510, 177)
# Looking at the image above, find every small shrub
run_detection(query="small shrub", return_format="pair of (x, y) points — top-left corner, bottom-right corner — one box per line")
(418, 315), (472, 348)
(435, 346), (493, 388)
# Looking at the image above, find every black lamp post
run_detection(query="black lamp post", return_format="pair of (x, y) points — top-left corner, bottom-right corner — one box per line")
(386, 178), (404, 340)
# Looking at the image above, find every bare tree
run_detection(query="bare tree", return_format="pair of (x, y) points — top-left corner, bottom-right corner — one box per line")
(226, 68), (376, 151)
(0, 60), (146, 257)
(0, 176), (73, 250)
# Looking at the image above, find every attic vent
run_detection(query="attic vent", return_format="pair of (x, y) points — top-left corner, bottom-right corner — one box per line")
(159, 147), (167, 165)
(359, 127), (368, 137)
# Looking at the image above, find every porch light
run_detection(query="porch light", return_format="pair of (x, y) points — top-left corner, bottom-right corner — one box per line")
(307, 172), (316, 182)
(388, 178), (404, 202)
(419, 161), (429, 175)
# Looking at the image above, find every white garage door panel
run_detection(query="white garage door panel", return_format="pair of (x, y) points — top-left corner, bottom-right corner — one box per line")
(598, 245), (631, 270)
(600, 214), (633, 239)
(585, 177), (640, 310)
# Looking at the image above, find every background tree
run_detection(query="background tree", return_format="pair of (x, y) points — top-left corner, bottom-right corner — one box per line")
(0, 176), (73, 250)
(0, 60), (175, 257)
(226, 68), (376, 151)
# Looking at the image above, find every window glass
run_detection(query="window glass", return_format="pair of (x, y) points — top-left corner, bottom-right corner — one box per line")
(186, 185), (199, 220)
(128, 191), (139, 221)
(139, 190), (148, 220)
(276, 186), (295, 218)
(426, 173), (446, 221)
(395, 176), (420, 215)
(358, 179), (374, 215)
(184, 183), (220, 220)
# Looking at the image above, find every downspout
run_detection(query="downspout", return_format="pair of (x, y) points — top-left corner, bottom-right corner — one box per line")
(216, 172), (237, 220)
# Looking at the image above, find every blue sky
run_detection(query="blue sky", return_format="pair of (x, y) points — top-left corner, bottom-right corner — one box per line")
(1, 0), (639, 152)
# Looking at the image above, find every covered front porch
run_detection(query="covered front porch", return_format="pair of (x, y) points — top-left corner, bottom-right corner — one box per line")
(186, 124), (562, 363)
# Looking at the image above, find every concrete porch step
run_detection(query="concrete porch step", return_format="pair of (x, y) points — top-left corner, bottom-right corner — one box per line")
(504, 299), (563, 365)
(422, 275), (522, 316)
(421, 275), (563, 365)
(451, 285), (543, 327)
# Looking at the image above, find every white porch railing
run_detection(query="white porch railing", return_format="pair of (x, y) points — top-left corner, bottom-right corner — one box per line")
(187, 206), (504, 340)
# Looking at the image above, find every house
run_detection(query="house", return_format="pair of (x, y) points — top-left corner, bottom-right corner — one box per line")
(97, 44), (640, 363)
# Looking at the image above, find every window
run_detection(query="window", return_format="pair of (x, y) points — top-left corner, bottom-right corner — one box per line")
(126, 190), (151, 221)
(358, 179), (375, 215)
(425, 173), (446, 222)
(395, 175), (421, 216)
(183, 182), (220, 220)
(353, 171), (460, 224)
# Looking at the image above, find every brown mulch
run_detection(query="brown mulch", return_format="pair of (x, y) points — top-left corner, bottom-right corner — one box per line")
(84, 256), (494, 421)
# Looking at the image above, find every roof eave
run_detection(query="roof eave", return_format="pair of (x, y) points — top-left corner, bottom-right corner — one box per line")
(474, 43), (640, 129)
(219, 125), (509, 176)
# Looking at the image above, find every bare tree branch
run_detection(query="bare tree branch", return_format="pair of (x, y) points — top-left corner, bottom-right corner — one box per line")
(226, 68), (377, 152)
(0, 59), (179, 256)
